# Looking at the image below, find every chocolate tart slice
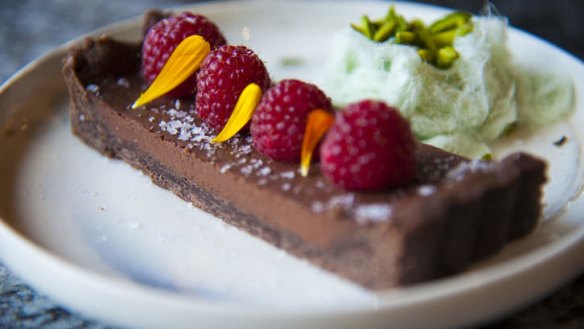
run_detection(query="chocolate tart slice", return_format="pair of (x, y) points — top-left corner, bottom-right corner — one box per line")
(62, 34), (546, 290)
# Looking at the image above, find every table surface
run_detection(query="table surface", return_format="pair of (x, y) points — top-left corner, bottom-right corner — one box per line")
(1, 0), (583, 328)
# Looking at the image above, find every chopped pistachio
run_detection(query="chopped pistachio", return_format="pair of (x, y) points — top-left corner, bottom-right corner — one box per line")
(433, 22), (473, 47)
(436, 46), (459, 69)
(350, 15), (375, 39)
(456, 21), (474, 36)
(349, 6), (473, 69)
(429, 11), (472, 33)
(417, 28), (437, 51)
(417, 49), (435, 63)
(409, 19), (426, 32)
(433, 29), (457, 48)
(385, 6), (396, 21)
(350, 22), (367, 36)
(393, 9), (409, 31)
(373, 19), (397, 42)
(395, 31), (417, 45)
(371, 19), (385, 29)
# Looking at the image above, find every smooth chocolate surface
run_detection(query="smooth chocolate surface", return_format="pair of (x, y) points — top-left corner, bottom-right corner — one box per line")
(63, 35), (547, 290)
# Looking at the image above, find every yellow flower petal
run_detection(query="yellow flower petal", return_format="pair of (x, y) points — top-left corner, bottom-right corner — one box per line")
(132, 35), (211, 109)
(300, 109), (335, 177)
(211, 83), (262, 143)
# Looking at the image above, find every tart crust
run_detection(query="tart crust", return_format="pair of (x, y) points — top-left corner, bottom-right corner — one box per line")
(62, 33), (546, 290)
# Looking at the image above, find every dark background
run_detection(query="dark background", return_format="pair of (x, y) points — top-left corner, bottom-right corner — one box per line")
(1, 0), (583, 328)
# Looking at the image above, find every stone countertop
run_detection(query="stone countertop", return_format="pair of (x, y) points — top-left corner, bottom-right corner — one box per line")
(0, 0), (583, 328)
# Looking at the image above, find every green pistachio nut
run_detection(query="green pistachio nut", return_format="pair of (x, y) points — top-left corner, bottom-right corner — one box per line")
(436, 46), (459, 69)
(456, 21), (474, 36)
(417, 28), (437, 50)
(351, 15), (375, 39)
(417, 49), (435, 63)
(409, 19), (426, 32)
(433, 29), (457, 48)
(374, 20), (397, 42)
(429, 11), (472, 33)
(395, 31), (417, 44)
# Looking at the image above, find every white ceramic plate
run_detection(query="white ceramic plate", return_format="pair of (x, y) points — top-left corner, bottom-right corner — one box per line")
(1, 1), (583, 328)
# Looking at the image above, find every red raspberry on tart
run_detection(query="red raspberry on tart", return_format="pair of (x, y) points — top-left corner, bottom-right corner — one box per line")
(251, 79), (333, 161)
(142, 12), (227, 98)
(320, 100), (416, 190)
(196, 45), (271, 131)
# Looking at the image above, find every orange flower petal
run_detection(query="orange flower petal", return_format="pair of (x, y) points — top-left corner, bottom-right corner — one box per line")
(132, 35), (211, 109)
(211, 83), (262, 143)
(300, 109), (335, 177)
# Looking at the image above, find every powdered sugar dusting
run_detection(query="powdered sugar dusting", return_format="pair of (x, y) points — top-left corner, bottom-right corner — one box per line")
(418, 155), (462, 182)
(418, 185), (437, 196)
(280, 171), (295, 179)
(85, 84), (100, 94)
(154, 107), (223, 159)
(315, 178), (334, 193)
(309, 193), (356, 214)
(311, 201), (325, 213)
(281, 183), (292, 191)
(354, 204), (393, 224)
(257, 166), (272, 177)
(446, 159), (497, 181)
(238, 157), (268, 176)
(116, 77), (130, 88)
(158, 109), (215, 145)
(229, 136), (256, 158)
(167, 109), (187, 119)
(311, 197), (394, 224)
(220, 164), (232, 174)
(240, 165), (254, 176)
(327, 194), (355, 209)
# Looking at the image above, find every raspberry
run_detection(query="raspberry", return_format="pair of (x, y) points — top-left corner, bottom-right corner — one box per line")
(142, 12), (226, 97)
(196, 45), (271, 131)
(251, 79), (333, 161)
(320, 100), (416, 190)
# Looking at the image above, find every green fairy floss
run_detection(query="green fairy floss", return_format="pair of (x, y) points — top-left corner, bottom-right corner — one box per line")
(321, 15), (575, 158)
